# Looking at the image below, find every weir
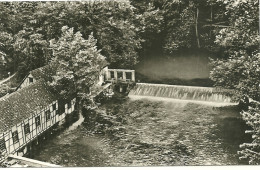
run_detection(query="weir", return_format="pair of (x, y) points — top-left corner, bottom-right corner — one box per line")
(129, 83), (236, 105)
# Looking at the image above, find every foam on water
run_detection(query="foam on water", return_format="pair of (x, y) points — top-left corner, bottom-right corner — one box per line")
(129, 95), (237, 107)
(129, 83), (236, 106)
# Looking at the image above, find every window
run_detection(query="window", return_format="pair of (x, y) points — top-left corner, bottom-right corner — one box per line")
(126, 72), (131, 80)
(117, 72), (123, 79)
(67, 102), (71, 109)
(12, 131), (19, 144)
(52, 103), (56, 111)
(110, 71), (114, 79)
(0, 138), (6, 151)
(35, 116), (41, 127)
(58, 104), (65, 115)
(24, 123), (30, 135)
(103, 73), (107, 81)
(45, 110), (51, 121)
(29, 77), (33, 83)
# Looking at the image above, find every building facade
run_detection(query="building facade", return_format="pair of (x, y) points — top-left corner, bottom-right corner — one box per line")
(0, 65), (76, 162)
(0, 63), (135, 163)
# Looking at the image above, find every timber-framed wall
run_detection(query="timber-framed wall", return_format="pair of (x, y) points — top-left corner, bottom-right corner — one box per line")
(0, 98), (76, 161)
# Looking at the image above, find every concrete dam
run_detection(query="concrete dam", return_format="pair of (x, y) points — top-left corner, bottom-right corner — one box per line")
(129, 83), (236, 106)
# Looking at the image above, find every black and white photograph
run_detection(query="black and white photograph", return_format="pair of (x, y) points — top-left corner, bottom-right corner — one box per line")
(0, 0), (259, 168)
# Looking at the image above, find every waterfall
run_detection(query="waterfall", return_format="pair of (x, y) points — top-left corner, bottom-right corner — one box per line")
(129, 83), (235, 104)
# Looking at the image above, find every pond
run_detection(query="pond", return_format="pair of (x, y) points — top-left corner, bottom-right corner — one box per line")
(32, 96), (251, 166)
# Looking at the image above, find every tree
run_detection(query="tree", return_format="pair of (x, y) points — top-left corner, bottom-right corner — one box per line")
(161, 0), (229, 54)
(0, 2), (49, 79)
(130, 0), (164, 57)
(0, 32), (12, 67)
(0, 1), (143, 77)
(12, 28), (49, 79)
(239, 101), (260, 164)
(210, 52), (260, 101)
(78, 1), (142, 68)
(210, 0), (259, 101)
(50, 26), (107, 115)
(209, 0), (260, 164)
(32, 1), (142, 68)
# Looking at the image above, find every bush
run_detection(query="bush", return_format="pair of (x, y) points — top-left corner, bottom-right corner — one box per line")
(238, 101), (260, 164)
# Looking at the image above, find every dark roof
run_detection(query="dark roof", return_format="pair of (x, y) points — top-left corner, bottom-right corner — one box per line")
(1, 61), (105, 133)
(16, 63), (58, 91)
(0, 80), (58, 133)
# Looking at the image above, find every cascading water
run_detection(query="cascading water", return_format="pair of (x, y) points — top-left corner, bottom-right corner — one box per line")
(129, 83), (236, 106)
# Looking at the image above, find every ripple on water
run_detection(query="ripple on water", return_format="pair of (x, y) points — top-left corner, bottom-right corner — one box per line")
(33, 98), (251, 166)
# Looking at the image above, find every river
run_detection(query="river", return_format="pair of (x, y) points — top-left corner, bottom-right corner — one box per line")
(32, 96), (251, 166)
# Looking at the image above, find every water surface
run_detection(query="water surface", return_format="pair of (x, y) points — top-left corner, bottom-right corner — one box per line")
(33, 98), (251, 166)
(135, 54), (211, 80)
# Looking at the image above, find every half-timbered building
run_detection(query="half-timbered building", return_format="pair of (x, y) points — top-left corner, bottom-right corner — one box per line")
(16, 63), (58, 91)
(0, 79), (76, 161)
(0, 61), (135, 164)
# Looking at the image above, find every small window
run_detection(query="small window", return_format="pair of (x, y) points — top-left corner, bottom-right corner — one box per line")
(52, 103), (56, 111)
(110, 71), (114, 79)
(0, 138), (6, 151)
(24, 123), (30, 135)
(126, 72), (131, 80)
(29, 77), (33, 83)
(35, 116), (41, 127)
(12, 131), (19, 144)
(117, 72), (123, 79)
(67, 102), (71, 109)
(58, 105), (65, 115)
(45, 110), (51, 121)
(104, 73), (107, 81)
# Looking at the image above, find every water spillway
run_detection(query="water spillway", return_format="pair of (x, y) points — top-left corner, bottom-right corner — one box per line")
(129, 83), (236, 104)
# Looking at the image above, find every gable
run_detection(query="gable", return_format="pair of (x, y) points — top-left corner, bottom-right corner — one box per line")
(16, 63), (58, 91)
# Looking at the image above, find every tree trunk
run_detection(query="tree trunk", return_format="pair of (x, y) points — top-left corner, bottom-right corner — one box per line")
(210, 5), (213, 37)
(195, 7), (200, 48)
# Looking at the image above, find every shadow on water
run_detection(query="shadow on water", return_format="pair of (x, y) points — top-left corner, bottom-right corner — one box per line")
(32, 126), (108, 167)
(30, 110), (109, 167)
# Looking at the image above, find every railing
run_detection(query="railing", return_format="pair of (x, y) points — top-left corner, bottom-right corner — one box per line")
(106, 69), (135, 82)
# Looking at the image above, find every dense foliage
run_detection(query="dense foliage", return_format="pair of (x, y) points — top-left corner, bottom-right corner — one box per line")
(0, 1), (142, 80)
(209, 0), (260, 164)
(130, 0), (230, 55)
(0, 0), (236, 79)
(49, 26), (106, 112)
(239, 101), (260, 164)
